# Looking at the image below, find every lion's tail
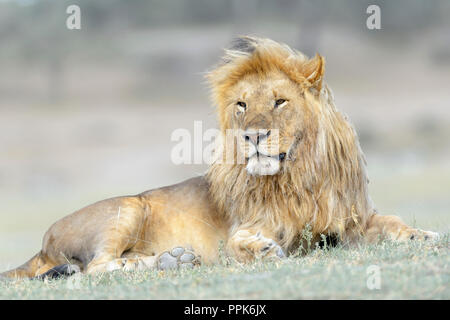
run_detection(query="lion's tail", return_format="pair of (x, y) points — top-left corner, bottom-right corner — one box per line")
(0, 251), (56, 279)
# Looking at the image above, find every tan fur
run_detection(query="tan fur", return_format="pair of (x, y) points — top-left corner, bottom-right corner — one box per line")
(0, 36), (437, 279)
(1, 177), (228, 278)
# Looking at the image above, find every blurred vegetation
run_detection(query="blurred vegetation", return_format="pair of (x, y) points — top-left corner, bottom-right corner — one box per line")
(1, 0), (449, 104)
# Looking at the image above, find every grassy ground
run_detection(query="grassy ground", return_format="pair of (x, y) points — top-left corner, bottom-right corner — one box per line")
(1, 235), (448, 300)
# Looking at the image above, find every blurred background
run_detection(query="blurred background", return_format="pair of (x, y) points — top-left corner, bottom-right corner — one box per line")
(0, 0), (449, 270)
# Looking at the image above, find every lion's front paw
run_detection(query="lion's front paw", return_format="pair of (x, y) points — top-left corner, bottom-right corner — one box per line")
(231, 230), (286, 262)
(157, 247), (201, 270)
(259, 237), (286, 259)
(398, 228), (440, 241)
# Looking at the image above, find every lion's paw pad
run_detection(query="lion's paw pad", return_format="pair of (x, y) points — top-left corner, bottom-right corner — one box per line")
(157, 247), (200, 270)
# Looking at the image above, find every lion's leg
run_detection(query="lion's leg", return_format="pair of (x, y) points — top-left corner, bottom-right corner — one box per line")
(86, 247), (200, 273)
(30, 254), (153, 278)
(84, 247), (146, 274)
(0, 251), (61, 279)
(86, 253), (157, 273)
(227, 229), (286, 263)
(364, 213), (439, 243)
(33, 264), (81, 280)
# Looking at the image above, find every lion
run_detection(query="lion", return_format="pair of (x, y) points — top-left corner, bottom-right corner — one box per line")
(0, 36), (438, 279)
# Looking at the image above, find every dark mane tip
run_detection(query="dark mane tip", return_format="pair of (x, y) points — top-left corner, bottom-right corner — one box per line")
(229, 36), (257, 54)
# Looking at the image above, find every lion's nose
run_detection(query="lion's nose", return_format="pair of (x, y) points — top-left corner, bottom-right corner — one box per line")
(243, 130), (271, 145)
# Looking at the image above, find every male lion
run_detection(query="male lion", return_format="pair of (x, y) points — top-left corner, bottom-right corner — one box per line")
(1, 36), (438, 279)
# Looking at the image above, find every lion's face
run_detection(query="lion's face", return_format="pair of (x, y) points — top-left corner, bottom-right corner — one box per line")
(209, 36), (325, 176)
(225, 70), (307, 176)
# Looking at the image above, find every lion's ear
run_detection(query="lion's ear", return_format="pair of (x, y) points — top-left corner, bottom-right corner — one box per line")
(302, 54), (325, 92)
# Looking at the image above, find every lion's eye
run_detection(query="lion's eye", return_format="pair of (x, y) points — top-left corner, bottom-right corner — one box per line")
(237, 101), (247, 111)
(274, 99), (287, 108)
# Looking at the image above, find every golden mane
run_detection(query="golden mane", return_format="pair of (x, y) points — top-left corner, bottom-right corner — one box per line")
(206, 36), (374, 252)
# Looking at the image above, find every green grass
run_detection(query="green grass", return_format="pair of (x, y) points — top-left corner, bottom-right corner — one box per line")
(1, 235), (448, 300)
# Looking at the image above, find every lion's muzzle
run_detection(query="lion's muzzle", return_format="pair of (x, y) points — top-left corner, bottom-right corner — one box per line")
(241, 129), (286, 176)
